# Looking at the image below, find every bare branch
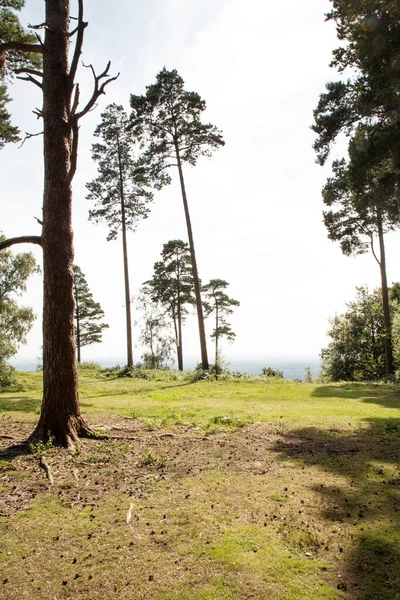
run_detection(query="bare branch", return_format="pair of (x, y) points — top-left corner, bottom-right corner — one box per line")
(370, 233), (381, 265)
(14, 67), (43, 78)
(71, 84), (80, 117)
(0, 236), (43, 251)
(67, 121), (80, 186)
(33, 108), (43, 119)
(76, 61), (119, 121)
(28, 22), (50, 31)
(16, 74), (43, 89)
(34, 32), (44, 47)
(34, 217), (43, 227)
(68, 0), (88, 89)
(18, 130), (44, 148)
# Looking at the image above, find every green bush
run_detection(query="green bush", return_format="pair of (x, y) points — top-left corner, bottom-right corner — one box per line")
(261, 366), (284, 379)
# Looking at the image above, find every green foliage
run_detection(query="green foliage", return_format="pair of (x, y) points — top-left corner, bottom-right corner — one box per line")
(0, 238), (39, 383)
(145, 240), (195, 369)
(87, 104), (162, 241)
(136, 287), (174, 370)
(130, 68), (225, 169)
(313, 2), (400, 167)
(202, 279), (239, 371)
(29, 438), (54, 455)
(0, 1), (42, 148)
(0, 362), (16, 388)
(304, 367), (313, 384)
(262, 366), (284, 379)
(73, 265), (108, 359)
(321, 285), (400, 381)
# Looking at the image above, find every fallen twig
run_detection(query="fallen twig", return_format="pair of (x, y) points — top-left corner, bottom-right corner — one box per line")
(39, 456), (54, 485)
(126, 501), (134, 526)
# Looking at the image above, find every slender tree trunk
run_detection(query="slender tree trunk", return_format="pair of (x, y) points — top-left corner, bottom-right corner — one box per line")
(174, 141), (209, 370)
(215, 303), (219, 372)
(377, 210), (393, 376)
(117, 134), (133, 367)
(29, 0), (92, 447)
(171, 309), (180, 367)
(74, 282), (81, 363)
(176, 250), (183, 370)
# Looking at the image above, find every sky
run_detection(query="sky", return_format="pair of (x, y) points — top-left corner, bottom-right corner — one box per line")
(2, 0), (400, 369)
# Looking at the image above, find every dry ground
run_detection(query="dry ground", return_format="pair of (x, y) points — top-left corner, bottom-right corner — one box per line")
(1, 411), (400, 600)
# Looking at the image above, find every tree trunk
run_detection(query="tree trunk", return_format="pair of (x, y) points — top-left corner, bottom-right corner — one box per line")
(215, 303), (219, 373)
(117, 134), (133, 367)
(174, 141), (209, 370)
(29, 0), (92, 447)
(176, 249), (183, 370)
(74, 282), (81, 363)
(377, 210), (393, 376)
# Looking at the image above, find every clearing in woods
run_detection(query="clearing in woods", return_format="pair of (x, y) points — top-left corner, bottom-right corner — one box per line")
(1, 367), (400, 599)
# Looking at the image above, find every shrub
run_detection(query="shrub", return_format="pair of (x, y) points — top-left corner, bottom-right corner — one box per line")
(261, 366), (284, 379)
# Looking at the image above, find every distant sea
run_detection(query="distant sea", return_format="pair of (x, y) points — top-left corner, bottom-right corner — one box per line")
(11, 357), (321, 381)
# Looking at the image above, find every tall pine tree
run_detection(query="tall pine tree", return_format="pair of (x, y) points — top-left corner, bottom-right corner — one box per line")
(130, 69), (225, 370)
(87, 104), (164, 367)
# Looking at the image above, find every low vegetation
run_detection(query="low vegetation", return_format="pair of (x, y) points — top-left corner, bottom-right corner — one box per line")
(1, 368), (400, 599)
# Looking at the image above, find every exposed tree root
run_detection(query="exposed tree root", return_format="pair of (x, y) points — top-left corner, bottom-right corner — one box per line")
(27, 415), (107, 450)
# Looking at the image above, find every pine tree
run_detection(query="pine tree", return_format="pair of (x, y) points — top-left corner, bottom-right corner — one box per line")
(0, 1), (117, 447)
(0, 0), (42, 148)
(130, 69), (225, 370)
(87, 103), (164, 367)
(202, 279), (239, 374)
(145, 240), (194, 370)
(73, 266), (108, 363)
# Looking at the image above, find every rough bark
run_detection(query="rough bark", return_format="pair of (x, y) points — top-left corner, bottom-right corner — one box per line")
(174, 141), (209, 370)
(377, 210), (393, 376)
(28, 0), (92, 447)
(74, 281), (81, 363)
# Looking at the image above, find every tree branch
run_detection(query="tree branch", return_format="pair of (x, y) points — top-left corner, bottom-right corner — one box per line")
(68, 0), (88, 89)
(370, 233), (381, 266)
(0, 42), (43, 71)
(16, 74), (43, 89)
(18, 130), (44, 148)
(0, 236), (43, 251)
(75, 61), (119, 121)
(14, 67), (43, 78)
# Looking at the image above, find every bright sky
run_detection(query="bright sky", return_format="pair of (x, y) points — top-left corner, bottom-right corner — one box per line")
(2, 0), (400, 367)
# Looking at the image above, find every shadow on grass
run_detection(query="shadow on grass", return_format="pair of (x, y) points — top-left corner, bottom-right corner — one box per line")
(274, 420), (400, 599)
(312, 383), (400, 409)
(80, 381), (195, 400)
(0, 396), (40, 413)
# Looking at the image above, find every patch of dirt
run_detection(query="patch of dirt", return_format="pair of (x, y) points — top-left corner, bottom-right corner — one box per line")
(0, 419), (281, 517)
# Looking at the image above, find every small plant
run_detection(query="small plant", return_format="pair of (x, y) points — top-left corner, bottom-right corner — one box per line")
(304, 366), (313, 383)
(272, 421), (286, 435)
(29, 438), (55, 454)
(144, 418), (165, 431)
(139, 446), (170, 468)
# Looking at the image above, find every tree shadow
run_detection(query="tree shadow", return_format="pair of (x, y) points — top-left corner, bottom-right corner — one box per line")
(312, 383), (400, 409)
(273, 420), (400, 599)
(80, 380), (195, 400)
(0, 396), (41, 413)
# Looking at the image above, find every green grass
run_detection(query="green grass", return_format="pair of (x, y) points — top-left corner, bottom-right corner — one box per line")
(1, 369), (400, 599)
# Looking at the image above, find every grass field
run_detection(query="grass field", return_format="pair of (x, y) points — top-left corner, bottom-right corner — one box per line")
(1, 369), (400, 599)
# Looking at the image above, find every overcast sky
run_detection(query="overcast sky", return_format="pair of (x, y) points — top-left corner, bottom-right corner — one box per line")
(2, 0), (400, 368)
